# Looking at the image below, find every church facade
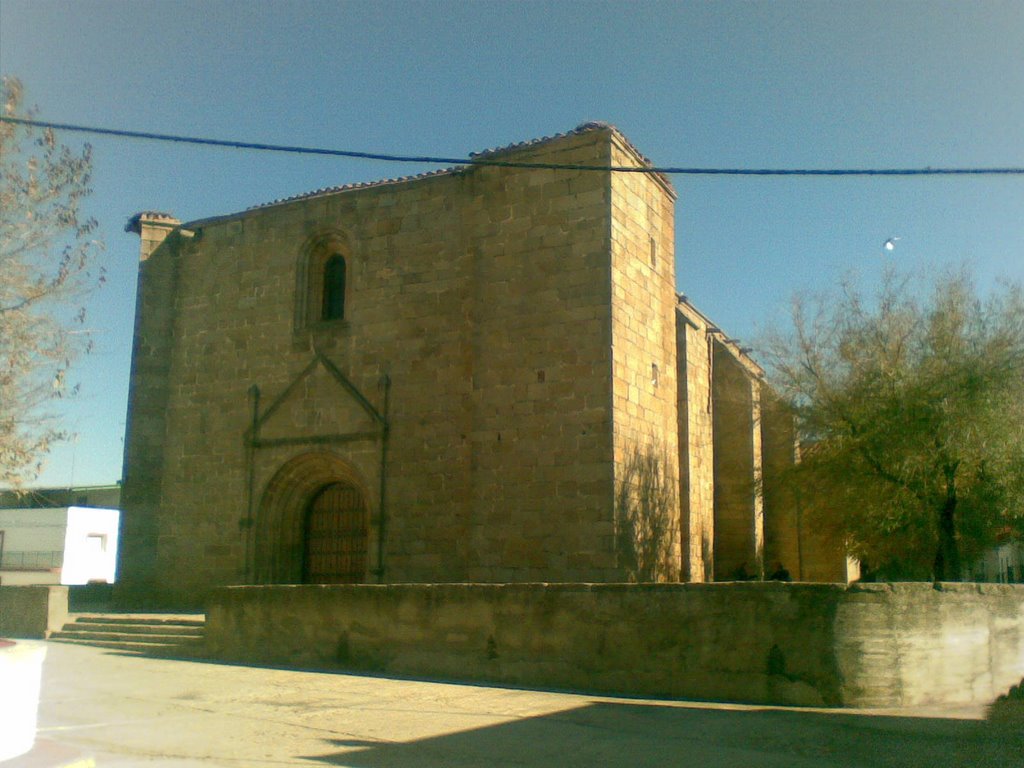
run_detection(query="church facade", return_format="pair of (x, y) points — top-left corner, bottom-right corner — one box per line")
(117, 123), (846, 607)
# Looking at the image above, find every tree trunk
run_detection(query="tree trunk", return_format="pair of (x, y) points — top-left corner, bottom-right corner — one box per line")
(933, 473), (961, 581)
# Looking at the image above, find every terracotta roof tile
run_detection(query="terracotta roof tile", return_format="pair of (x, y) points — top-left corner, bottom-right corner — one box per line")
(243, 122), (669, 214)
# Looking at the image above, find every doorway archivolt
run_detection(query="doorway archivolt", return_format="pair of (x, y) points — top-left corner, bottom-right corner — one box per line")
(254, 451), (371, 584)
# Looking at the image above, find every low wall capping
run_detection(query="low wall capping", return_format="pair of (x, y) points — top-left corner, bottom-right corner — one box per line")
(206, 581), (1024, 709)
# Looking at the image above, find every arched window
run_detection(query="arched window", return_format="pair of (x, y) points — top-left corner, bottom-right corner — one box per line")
(321, 254), (346, 321)
(295, 231), (352, 332)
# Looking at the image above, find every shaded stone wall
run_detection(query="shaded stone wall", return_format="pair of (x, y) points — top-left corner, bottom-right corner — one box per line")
(206, 581), (1024, 708)
(711, 340), (764, 580)
(0, 586), (68, 638)
(118, 214), (182, 604)
(762, 391), (801, 578)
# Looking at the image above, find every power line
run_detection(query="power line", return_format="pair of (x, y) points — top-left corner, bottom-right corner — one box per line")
(3, 115), (1023, 177)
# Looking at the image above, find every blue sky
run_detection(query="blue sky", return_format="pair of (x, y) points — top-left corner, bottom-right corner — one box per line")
(1, 0), (1022, 488)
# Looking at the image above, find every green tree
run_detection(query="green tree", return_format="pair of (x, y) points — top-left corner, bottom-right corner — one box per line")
(0, 77), (104, 487)
(761, 269), (1024, 581)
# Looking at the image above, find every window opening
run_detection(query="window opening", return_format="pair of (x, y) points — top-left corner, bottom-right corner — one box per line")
(321, 254), (346, 321)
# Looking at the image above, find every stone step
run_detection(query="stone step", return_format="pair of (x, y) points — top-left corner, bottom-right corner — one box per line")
(62, 621), (204, 637)
(52, 613), (207, 658)
(70, 615), (205, 628)
(49, 636), (205, 657)
(51, 629), (203, 644)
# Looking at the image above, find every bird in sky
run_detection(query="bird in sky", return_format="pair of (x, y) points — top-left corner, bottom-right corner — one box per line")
(884, 237), (901, 252)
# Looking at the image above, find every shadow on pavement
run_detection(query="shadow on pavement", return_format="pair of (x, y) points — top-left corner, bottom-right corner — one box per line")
(302, 700), (1023, 768)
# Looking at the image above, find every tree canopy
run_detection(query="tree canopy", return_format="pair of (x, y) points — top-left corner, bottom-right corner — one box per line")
(0, 77), (104, 487)
(761, 269), (1024, 580)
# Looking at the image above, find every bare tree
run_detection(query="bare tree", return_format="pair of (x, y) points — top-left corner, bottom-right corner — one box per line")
(761, 268), (1024, 581)
(0, 77), (104, 487)
(615, 442), (679, 582)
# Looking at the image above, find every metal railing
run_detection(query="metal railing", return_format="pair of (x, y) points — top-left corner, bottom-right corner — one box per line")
(0, 550), (62, 570)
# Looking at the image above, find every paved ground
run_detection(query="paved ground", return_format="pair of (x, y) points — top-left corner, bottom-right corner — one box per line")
(9, 642), (1023, 767)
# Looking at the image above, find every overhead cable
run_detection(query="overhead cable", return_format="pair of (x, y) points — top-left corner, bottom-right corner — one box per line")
(2, 116), (1023, 177)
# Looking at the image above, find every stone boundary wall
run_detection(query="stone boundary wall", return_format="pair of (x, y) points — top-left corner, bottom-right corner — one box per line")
(206, 582), (1024, 708)
(0, 586), (69, 639)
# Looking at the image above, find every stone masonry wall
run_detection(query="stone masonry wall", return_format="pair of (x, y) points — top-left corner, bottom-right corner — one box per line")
(0, 586), (68, 639)
(118, 215), (182, 603)
(609, 138), (680, 579)
(119, 127), (637, 606)
(459, 135), (617, 581)
(675, 305), (715, 582)
(711, 340), (764, 580)
(761, 391), (801, 578)
(205, 582), (1024, 708)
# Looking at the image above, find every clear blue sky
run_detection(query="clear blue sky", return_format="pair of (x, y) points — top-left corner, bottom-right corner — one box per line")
(1, 0), (1022, 489)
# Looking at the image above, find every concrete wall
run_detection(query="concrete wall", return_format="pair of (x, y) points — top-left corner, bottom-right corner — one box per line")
(0, 586), (69, 638)
(206, 582), (1024, 708)
(61, 507), (120, 585)
(0, 507), (119, 587)
(832, 582), (1024, 707)
(0, 508), (66, 586)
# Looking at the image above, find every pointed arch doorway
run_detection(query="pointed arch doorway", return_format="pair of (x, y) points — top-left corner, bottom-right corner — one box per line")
(253, 451), (373, 585)
(303, 481), (368, 584)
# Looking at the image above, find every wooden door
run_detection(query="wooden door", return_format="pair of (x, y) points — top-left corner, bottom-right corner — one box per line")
(303, 482), (367, 583)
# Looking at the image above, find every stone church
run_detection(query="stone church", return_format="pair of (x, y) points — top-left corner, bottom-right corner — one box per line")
(117, 123), (847, 607)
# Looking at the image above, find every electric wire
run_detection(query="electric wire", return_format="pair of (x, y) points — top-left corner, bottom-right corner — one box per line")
(2, 116), (1023, 177)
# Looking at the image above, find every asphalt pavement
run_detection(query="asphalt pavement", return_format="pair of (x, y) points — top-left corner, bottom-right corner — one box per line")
(7, 642), (1023, 767)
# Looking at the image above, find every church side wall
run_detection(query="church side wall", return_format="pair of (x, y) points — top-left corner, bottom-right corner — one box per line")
(458, 135), (617, 581)
(676, 310), (715, 582)
(711, 342), (763, 580)
(609, 142), (680, 580)
(762, 392), (802, 579)
(117, 222), (181, 605)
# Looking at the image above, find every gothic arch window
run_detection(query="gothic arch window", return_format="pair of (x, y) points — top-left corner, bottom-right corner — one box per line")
(321, 254), (346, 321)
(296, 231), (352, 330)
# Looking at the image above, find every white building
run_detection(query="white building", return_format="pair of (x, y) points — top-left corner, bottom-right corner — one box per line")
(0, 507), (119, 587)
